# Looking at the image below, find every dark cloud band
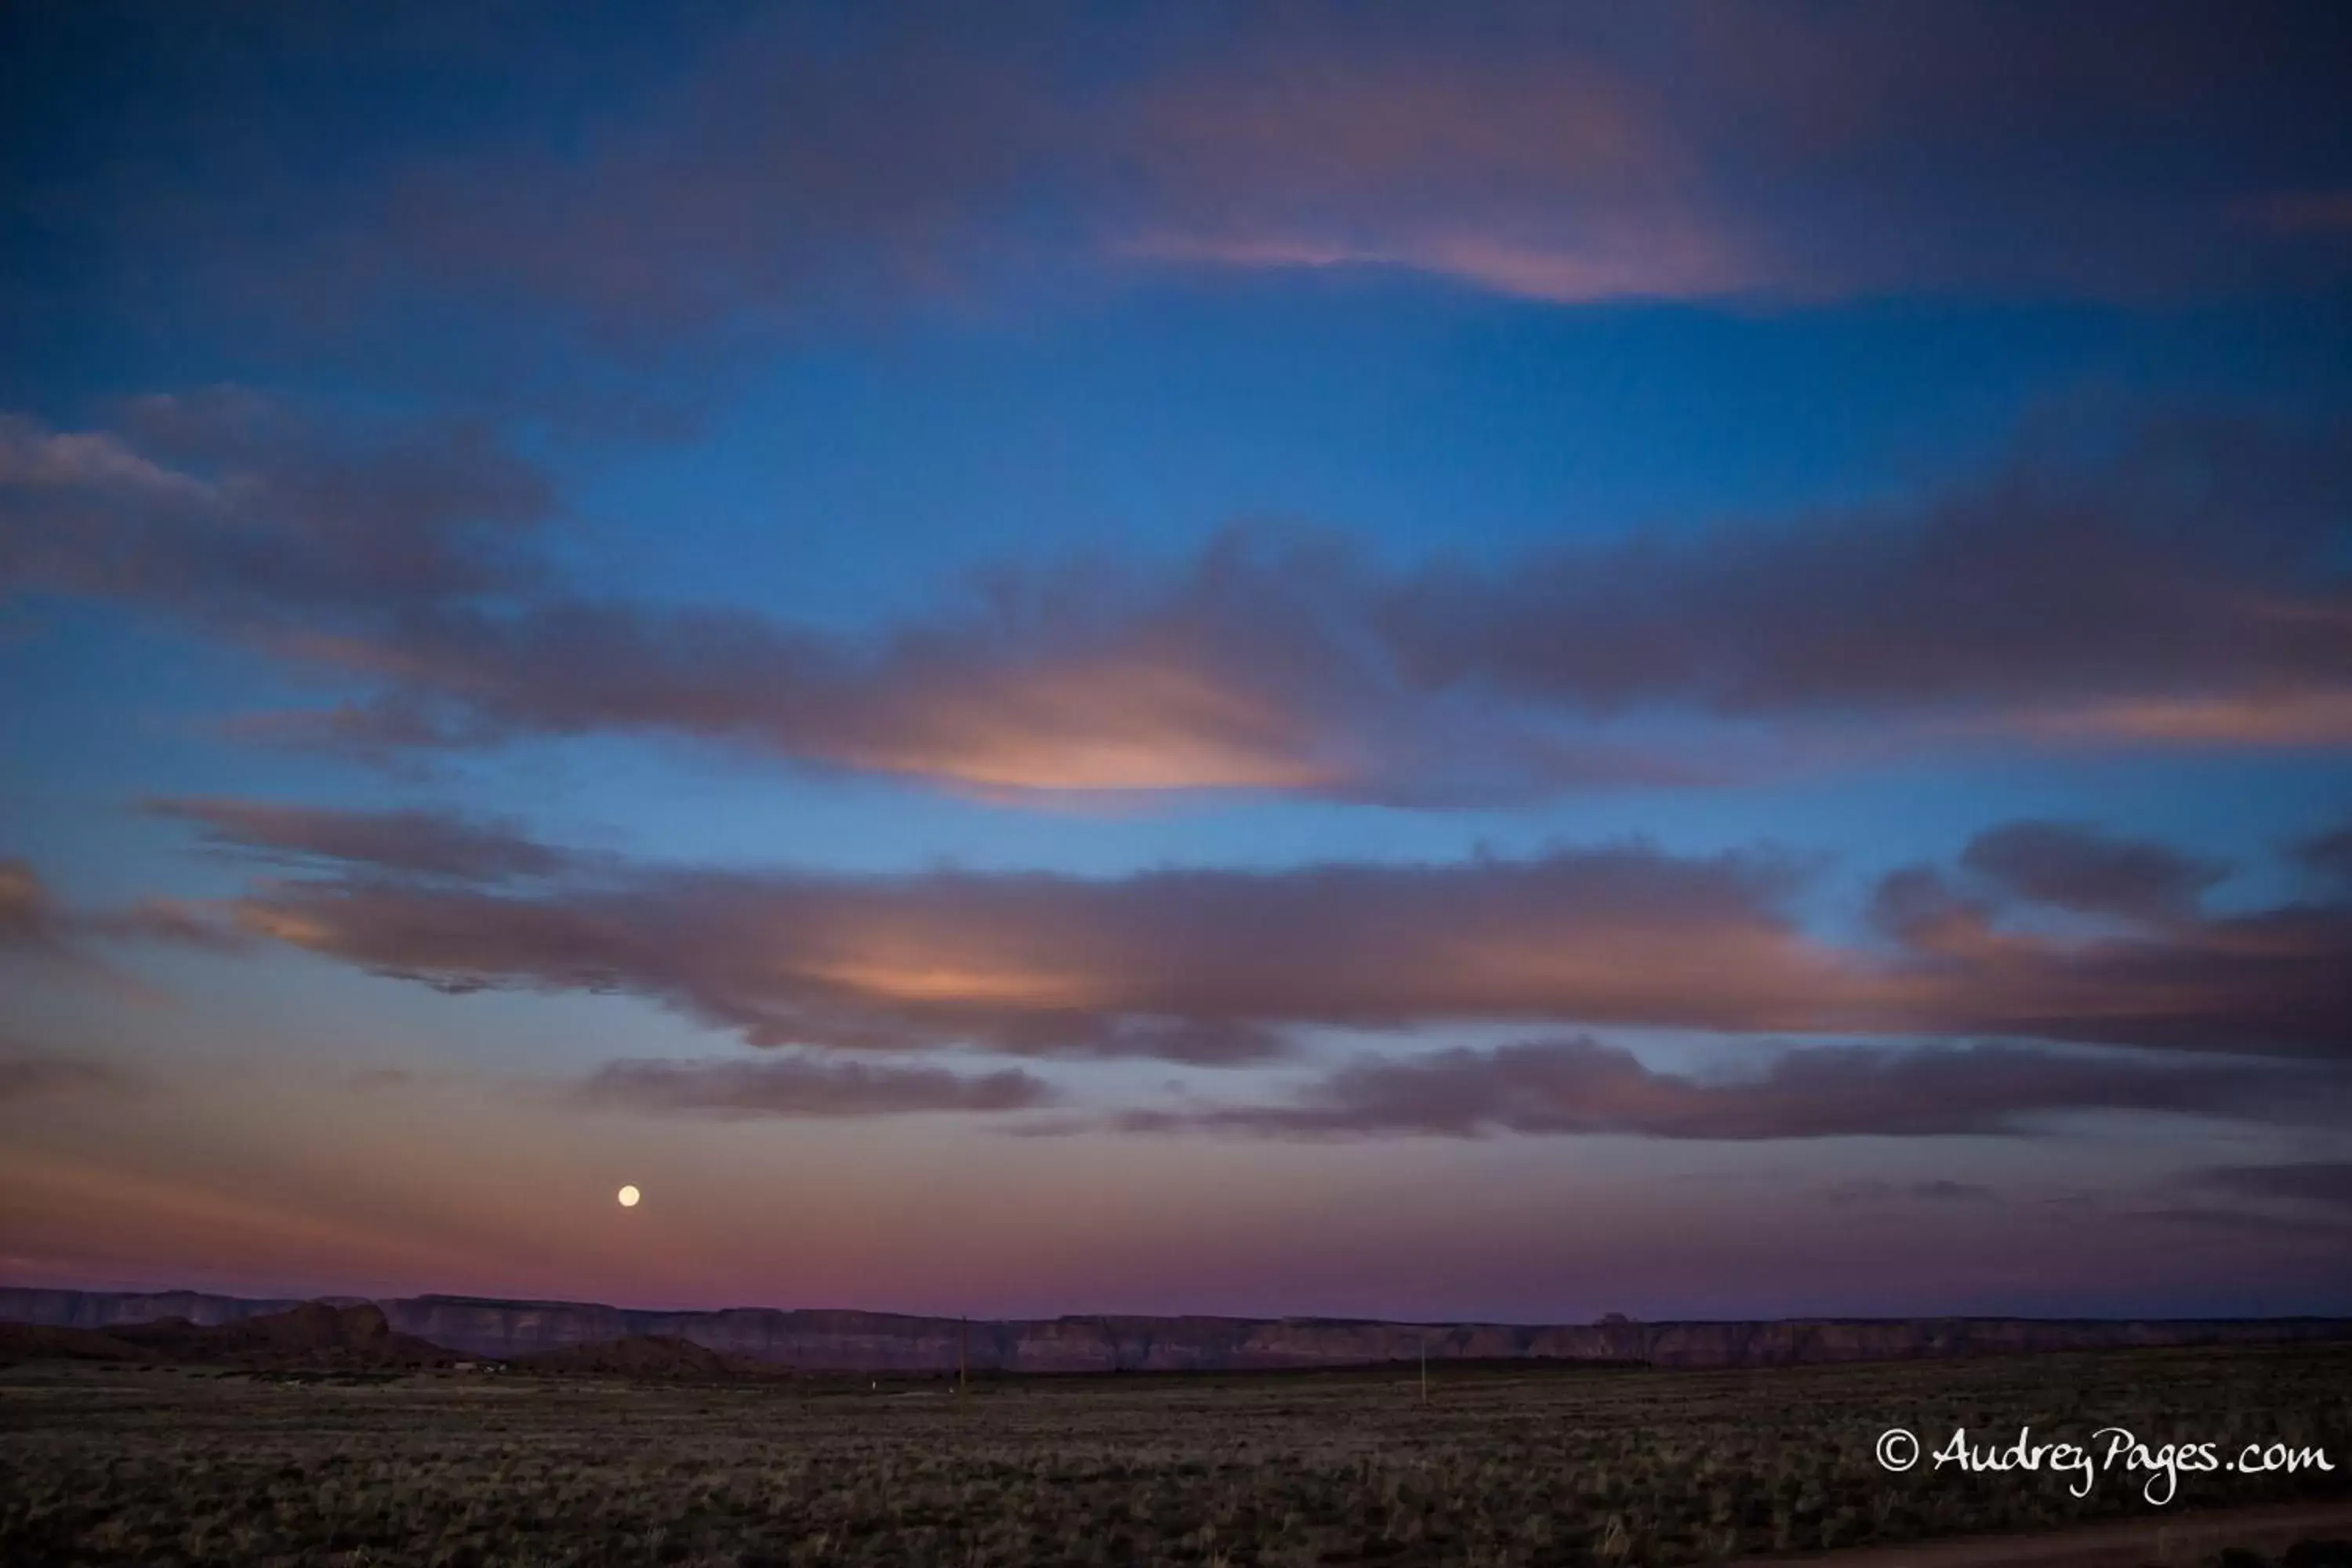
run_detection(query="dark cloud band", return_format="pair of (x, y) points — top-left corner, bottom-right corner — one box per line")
(1095, 1036), (2341, 1141)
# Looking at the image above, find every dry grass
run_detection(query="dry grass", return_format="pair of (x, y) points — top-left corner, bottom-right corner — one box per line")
(2, 1345), (2347, 1566)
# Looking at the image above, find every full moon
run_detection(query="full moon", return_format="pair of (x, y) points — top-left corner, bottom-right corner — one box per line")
(616, 1185), (641, 1208)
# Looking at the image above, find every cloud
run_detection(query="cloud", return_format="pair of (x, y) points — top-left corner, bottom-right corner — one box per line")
(0, 1047), (130, 1104)
(147, 797), (568, 883)
(364, 13), (1070, 336)
(575, 1054), (1057, 1120)
(1102, 31), (1753, 306)
(13, 397), (2347, 805)
(1375, 414), (2352, 735)
(0, 394), (551, 629)
(221, 528), (1733, 801)
(1863, 864), (2352, 1058)
(2194, 1161), (2352, 1212)
(1958, 821), (2227, 923)
(1125, 2), (2352, 306)
(0, 859), (64, 953)
(216, 832), (1824, 1060)
(2005, 691), (2352, 750)
(2299, 825), (2352, 887)
(2125, 1205), (2352, 1242)
(8, 2), (2347, 452)
(0, 857), (245, 957)
(177, 800), (2352, 1063)
(79, 898), (253, 953)
(43, 2), (2342, 342)
(1825, 1178), (1994, 1205)
(1097, 1037), (2333, 1141)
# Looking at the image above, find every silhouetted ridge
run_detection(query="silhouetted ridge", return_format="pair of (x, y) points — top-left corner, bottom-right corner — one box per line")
(0, 1299), (457, 1369)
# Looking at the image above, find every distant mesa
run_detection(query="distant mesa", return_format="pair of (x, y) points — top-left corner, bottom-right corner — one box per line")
(6, 1287), (2351, 1378)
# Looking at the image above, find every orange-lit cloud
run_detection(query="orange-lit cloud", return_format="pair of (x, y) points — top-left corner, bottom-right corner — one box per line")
(815, 656), (1341, 794)
(157, 800), (2352, 1066)
(2007, 690), (2352, 748)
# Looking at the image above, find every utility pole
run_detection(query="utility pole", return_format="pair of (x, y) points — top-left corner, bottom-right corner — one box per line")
(959, 1316), (968, 1401)
(1419, 1334), (1428, 1405)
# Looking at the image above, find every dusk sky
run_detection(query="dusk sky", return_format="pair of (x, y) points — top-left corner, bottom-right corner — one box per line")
(4, 1), (2350, 1323)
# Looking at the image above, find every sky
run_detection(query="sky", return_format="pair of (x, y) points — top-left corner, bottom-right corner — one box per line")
(2, 0), (2350, 1323)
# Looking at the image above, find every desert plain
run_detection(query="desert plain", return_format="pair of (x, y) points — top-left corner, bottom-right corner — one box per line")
(5, 1338), (2350, 1567)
